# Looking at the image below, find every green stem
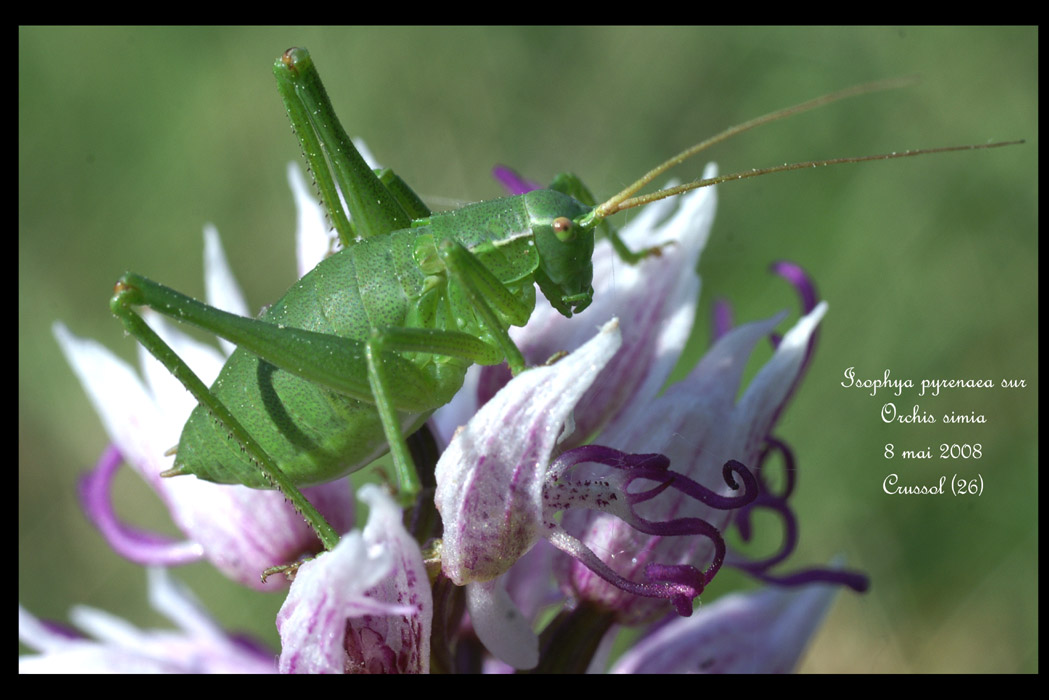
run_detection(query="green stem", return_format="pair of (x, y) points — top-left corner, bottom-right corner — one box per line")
(525, 603), (617, 673)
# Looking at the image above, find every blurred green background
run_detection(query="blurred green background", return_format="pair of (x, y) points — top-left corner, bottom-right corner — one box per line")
(20, 27), (1036, 672)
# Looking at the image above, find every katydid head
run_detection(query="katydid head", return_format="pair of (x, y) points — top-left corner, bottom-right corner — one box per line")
(523, 189), (596, 317)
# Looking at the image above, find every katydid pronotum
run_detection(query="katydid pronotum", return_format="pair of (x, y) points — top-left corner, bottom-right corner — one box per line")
(108, 47), (1021, 571)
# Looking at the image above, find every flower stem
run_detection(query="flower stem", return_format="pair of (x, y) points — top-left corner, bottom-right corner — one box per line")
(525, 603), (617, 674)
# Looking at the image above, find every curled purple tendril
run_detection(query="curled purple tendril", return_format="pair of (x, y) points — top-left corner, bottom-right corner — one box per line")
(551, 445), (757, 511)
(78, 444), (202, 566)
(492, 165), (543, 195)
(713, 263), (869, 592)
(734, 436), (795, 543)
(711, 299), (735, 341)
(728, 438), (869, 592)
(712, 260), (818, 349)
(551, 532), (704, 617)
(549, 444), (759, 612)
(770, 260), (819, 315)
(642, 564), (709, 617)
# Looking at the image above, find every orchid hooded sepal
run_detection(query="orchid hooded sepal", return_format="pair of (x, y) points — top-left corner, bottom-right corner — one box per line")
(435, 319), (757, 669)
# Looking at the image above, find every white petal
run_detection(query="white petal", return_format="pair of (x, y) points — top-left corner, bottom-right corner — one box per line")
(55, 321), (355, 590)
(203, 225), (249, 356)
(137, 312), (226, 437)
(288, 162), (333, 279)
(357, 484), (431, 673)
(278, 486), (422, 674)
(466, 579), (539, 670)
(146, 567), (225, 642)
(730, 301), (828, 458)
(53, 322), (168, 475)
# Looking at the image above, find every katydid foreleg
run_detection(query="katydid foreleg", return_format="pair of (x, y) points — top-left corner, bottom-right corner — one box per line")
(434, 238), (535, 373)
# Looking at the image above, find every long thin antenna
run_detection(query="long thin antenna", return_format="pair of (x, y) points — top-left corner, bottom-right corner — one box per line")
(594, 76), (921, 220)
(599, 140), (1024, 216)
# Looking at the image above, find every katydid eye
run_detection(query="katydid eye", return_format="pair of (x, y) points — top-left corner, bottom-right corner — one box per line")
(552, 217), (575, 242)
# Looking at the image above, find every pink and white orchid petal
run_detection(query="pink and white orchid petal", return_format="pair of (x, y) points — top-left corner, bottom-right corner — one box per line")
(54, 305), (356, 590)
(138, 313), (227, 439)
(277, 534), (404, 673)
(436, 319), (622, 586)
(730, 301), (828, 458)
(278, 485), (423, 674)
(19, 569), (276, 674)
(353, 485), (432, 673)
(55, 321), (177, 475)
(203, 224), (250, 356)
(288, 163), (334, 279)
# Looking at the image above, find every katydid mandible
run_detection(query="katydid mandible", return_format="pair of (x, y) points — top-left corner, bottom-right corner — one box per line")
(109, 47), (1020, 557)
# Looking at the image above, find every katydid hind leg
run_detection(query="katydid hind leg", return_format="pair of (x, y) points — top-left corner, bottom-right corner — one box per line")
(109, 280), (341, 555)
(116, 273), (506, 413)
(275, 47), (417, 246)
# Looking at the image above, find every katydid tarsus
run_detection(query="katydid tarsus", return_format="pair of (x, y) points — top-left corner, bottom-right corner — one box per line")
(108, 47), (1021, 572)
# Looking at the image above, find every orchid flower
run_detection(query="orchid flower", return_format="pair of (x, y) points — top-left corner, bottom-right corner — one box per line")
(19, 568), (276, 673)
(51, 165), (358, 591)
(29, 149), (868, 673)
(429, 164), (866, 669)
